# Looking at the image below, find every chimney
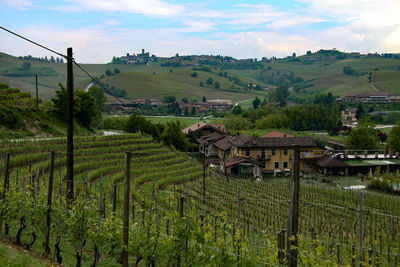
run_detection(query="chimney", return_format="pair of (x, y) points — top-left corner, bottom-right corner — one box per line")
(142, 49), (145, 55)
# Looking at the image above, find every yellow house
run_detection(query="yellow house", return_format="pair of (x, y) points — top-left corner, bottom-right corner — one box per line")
(214, 134), (322, 173)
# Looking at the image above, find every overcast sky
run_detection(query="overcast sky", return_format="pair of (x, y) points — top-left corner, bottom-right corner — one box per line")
(1, 0), (399, 63)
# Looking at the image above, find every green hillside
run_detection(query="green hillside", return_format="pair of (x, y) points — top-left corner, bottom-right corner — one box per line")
(1, 50), (400, 103)
(0, 83), (91, 139)
(101, 69), (263, 102)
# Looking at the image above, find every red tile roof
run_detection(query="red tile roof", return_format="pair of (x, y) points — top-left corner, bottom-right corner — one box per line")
(263, 131), (294, 138)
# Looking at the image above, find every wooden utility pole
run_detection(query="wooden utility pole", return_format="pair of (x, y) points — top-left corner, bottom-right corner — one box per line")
(287, 145), (300, 267)
(44, 151), (55, 255)
(35, 74), (39, 109)
(203, 143), (206, 204)
(66, 47), (74, 206)
(122, 152), (131, 267)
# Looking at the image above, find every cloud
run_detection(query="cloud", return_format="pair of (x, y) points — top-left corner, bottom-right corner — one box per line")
(69, 0), (184, 16)
(2, 0), (32, 9)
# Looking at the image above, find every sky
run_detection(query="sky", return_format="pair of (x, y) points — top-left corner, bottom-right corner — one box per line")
(1, 0), (400, 63)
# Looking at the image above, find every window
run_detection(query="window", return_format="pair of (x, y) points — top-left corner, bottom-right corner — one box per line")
(274, 162), (279, 169)
(283, 149), (288, 156)
(283, 162), (288, 168)
(261, 150), (266, 159)
(271, 149), (276, 156)
(245, 149), (250, 156)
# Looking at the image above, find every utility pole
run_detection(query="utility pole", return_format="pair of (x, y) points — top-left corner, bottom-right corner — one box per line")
(66, 47), (74, 206)
(35, 74), (39, 109)
(287, 145), (300, 267)
(203, 143), (206, 204)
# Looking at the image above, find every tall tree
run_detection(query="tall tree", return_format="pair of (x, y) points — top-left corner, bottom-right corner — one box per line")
(345, 118), (379, 149)
(387, 120), (400, 150)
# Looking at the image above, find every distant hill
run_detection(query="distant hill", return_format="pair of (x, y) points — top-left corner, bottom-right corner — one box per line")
(1, 50), (400, 103)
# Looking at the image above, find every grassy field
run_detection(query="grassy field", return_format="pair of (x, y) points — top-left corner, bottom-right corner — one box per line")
(101, 69), (264, 102)
(0, 240), (55, 267)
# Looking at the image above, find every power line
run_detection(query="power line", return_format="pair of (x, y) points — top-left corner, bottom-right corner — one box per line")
(0, 26), (127, 106)
(72, 61), (126, 105)
(0, 26), (67, 59)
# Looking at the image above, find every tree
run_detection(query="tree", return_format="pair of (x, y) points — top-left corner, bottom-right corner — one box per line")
(232, 105), (242, 115)
(355, 104), (365, 119)
(21, 62), (31, 70)
(52, 83), (67, 118)
(88, 86), (107, 112)
(343, 66), (356, 75)
(163, 95), (176, 103)
(206, 78), (213, 85)
(114, 68), (120, 74)
(199, 81), (204, 87)
(52, 83), (99, 128)
(105, 69), (113, 76)
(161, 120), (189, 151)
(276, 86), (289, 103)
(345, 118), (379, 149)
(214, 81), (220, 89)
(202, 96), (206, 102)
(190, 72), (198, 77)
(252, 97), (261, 109)
(306, 51), (312, 55)
(292, 53), (296, 58)
(74, 90), (98, 128)
(377, 131), (387, 145)
(387, 120), (400, 150)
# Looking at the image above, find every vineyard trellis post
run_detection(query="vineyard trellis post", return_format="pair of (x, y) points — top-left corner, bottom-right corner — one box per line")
(286, 145), (300, 267)
(360, 191), (364, 265)
(122, 151), (131, 267)
(203, 142), (206, 204)
(35, 74), (39, 109)
(66, 47), (74, 207)
(0, 152), (10, 233)
(44, 151), (55, 256)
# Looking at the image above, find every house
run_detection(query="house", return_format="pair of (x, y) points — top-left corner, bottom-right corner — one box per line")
(182, 122), (227, 135)
(220, 156), (264, 178)
(197, 132), (227, 157)
(226, 135), (322, 173)
(341, 108), (357, 122)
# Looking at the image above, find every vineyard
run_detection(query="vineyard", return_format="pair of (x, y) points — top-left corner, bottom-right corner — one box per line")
(0, 133), (399, 266)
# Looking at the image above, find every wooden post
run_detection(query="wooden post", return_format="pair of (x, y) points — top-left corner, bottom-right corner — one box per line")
(66, 47), (74, 207)
(113, 182), (117, 213)
(2, 152), (10, 199)
(203, 144), (206, 204)
(0, 152), (10, 234)
(44, 151), (55, 255)
(278, 229), (285, 265)
(360, 192), (364, 264)
(35, 74), (39, 109)
(287, 145), (300, 267)
(238, 187), (242, 225)
(122, 152), (131, 267)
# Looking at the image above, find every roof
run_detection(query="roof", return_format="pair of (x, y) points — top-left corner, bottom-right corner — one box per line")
(182, 122), (226, 134)
(214, 136), (233, 151)
(222, 156), (264, 167)
(196, 132), (226, 145)
(306, 154), (350, 168)
(231, 135), (318, 148)
(263, 131), (294, 138)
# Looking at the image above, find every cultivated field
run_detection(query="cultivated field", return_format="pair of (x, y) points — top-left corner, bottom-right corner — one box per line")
(0, 134), (399, 266)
